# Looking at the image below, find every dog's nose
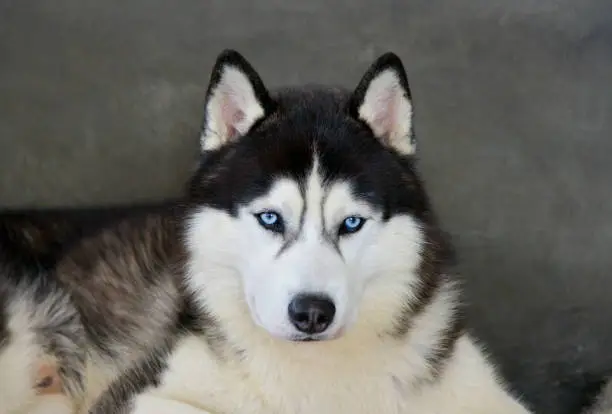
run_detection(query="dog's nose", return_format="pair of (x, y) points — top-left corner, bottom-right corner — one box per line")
(288, 294), (336, 335)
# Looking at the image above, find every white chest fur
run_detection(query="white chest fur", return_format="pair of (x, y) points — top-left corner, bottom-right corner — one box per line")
(142, 335), (406, 414)
(133, 334), (531, 414)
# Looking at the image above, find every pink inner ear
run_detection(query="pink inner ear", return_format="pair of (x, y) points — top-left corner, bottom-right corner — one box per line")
(220, 93), (246, 140)
(371, 88), (398, 140)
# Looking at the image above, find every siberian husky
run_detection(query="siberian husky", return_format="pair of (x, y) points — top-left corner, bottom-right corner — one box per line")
(51, 50), (534, 414)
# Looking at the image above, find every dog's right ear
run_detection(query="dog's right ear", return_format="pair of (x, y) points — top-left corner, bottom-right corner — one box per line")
(200, 50), (275, 152)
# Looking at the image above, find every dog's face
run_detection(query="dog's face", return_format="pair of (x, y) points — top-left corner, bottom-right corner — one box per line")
(186, 51), (449, 342)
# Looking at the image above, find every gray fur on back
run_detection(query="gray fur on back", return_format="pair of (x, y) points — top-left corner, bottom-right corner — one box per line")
(53, 208), (219, 410)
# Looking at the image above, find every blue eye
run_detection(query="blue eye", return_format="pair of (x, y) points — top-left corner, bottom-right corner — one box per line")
(259, 212), (278, 225)
(339, 216), (366, 235)
(255, 211), (285, 233)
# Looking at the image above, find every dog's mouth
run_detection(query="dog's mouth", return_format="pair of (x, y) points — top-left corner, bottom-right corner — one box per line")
(288, 332), (342, 343)
(293, 336), (320, 342)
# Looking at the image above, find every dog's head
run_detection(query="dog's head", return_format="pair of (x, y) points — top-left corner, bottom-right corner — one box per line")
(186, 50), (451, 343)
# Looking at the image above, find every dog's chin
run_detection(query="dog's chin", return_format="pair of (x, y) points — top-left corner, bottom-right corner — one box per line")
(262, 329), (331, 343)
(259, 326), (343, 343)
(289, 335), (323, 342)
(261, 323), (349, 343)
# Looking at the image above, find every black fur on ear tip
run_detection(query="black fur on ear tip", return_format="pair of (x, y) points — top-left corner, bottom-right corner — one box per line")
(212, 49), (250, 71)
(368, 52), (411, 96)
(348, 52), (412, 119)
(207, 49), (255, 87)
(371, 52), (405, 70)
(205, 49), (276, 113)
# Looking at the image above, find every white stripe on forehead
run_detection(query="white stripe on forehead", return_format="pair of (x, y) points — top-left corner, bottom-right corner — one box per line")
(303, 156), (378, 239)
(246, 155), (377, 238)
(302, 156), (325, 240)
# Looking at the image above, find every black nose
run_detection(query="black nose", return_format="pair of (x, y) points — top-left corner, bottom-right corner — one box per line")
(288, 294), (336, 334)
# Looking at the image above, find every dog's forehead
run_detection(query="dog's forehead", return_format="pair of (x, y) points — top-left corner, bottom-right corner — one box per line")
(191, 89), (429, 220)
(253, 91), (388, 178)
(250, 159), (376, 219)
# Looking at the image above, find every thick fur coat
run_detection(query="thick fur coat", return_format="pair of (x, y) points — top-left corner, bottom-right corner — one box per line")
(3, 51), (535, 414)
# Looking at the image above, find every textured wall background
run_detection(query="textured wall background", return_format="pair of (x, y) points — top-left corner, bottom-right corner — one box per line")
(1, 1), (612, 413)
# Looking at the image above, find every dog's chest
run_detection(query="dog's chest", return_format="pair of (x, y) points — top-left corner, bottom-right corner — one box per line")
(147, 335), (413, 414)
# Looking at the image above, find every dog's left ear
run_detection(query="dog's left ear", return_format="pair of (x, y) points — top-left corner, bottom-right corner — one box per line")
(200, 49), (275, 152)
(348, 53), (415, 155)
